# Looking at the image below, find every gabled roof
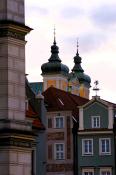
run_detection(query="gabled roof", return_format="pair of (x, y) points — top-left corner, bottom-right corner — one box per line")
(43, 86), (89, 118)
(79, 96), (116, 109)
(102, 99), (116, 108)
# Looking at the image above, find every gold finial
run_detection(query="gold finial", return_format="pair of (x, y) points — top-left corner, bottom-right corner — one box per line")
(93, 80), (100, 96)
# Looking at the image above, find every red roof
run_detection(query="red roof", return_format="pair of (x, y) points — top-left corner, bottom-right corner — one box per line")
(43, 87), (89, 118)
(26, 103), (45, 130)
(26, 104), (38, 118)
(32, 119), (45, 129)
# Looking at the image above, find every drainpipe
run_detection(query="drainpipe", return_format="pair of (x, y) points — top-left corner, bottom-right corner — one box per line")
(72, 117), (79, 175)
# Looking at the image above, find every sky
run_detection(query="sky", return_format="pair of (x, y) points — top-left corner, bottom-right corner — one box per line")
(25, 0), (116, 103)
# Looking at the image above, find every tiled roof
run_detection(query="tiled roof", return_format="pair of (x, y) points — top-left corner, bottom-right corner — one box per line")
(26, 103), (38, 118)
(26, 103), (45, 130)
(43, 86), (89, 118)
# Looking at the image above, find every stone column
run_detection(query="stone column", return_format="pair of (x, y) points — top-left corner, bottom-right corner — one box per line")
(0, 0), (27, 121)
(0, 0), (35, 175)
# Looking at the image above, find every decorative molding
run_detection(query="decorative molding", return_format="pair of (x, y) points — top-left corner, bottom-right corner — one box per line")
(78, 130), (113, 135)
(0, 136), (34, 148)
(108, 106), (113, 129)
(47, 163), (73, 172)
(79, 108), (84, 130)
(0, 29), (25, 40)
(47, 132), (64, 140)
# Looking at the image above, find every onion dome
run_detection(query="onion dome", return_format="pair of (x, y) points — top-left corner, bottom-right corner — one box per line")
(72, 41), (91, 86)
(41, 29), (69, 76)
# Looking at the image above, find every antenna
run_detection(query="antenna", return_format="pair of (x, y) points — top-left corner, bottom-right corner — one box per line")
(93, 80), (100, 96)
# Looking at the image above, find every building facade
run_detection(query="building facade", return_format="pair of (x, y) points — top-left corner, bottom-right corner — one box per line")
(42, 86), (89, 175)
(78, 96), (116, 175)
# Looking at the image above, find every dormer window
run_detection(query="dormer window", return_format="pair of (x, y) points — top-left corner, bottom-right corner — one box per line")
(92, 116), (100, 128)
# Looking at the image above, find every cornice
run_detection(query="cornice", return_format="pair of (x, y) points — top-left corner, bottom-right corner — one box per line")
(0, 20), (32, 40)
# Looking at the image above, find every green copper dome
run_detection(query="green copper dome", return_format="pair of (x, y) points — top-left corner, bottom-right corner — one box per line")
(41, 37), (69, 76)
(72, 43), (91, 86)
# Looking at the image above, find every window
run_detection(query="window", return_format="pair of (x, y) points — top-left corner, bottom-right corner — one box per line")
(83, 172), (93, 175)
(82, 169), (94, 175)
(54, 143), (64, 160)
(101, 171), (111, 175)
(54, 116), (64, 128)
(99, 138), (111, 155)
(100, 168), (112, 175)
(48, 118), (52, 128)
(82, 139), (93, 155)
(92, 116), (100, 128)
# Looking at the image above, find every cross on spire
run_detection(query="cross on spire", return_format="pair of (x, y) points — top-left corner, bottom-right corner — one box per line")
(93, 80), (100, 96)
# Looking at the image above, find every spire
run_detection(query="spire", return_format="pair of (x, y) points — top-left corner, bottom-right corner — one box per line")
(76, 38), (79, 56)
(72, 39), (84, 73)
(48, 27), (61, 62)
(41, 29), (69, 76)
(53, 26), (56, 45)
(71, 39), (91, 85)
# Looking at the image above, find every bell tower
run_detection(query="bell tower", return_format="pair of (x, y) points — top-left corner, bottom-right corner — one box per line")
(0, 0), (35, 175)
(71, 41), (91, 99)
(41, 29), (69, 91)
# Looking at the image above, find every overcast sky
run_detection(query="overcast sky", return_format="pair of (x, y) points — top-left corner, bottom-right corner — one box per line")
(25, 0), (116, 103)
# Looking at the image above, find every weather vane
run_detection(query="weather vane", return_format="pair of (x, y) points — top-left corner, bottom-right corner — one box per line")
(93, 80), (100, 96)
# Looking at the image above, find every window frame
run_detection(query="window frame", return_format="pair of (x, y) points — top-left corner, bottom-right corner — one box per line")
(54, 116), (64, 129)
(99, 138), (111, 155)
(82, 139), (93, 156)
(82, 168), (94, 175)
(100, 168), (112, 175)
(54, 143), (65, 160)
(91, 116), (100, 128)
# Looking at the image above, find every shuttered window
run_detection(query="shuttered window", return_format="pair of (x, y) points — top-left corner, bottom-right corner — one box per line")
(48, 118), (52, 128)
(48, 144), (52, 160)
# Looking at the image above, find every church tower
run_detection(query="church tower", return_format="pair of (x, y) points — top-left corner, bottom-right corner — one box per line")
(41, 30), (69, 91)
(71, 42), (91, 99)
(0, 0), (35, 174)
